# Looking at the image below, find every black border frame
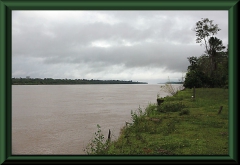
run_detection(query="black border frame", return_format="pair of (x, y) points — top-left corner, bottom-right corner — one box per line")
(0, 0), (238, 164)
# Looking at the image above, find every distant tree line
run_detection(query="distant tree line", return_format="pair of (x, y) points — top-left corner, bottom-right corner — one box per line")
(184, 18), (228, 88)
(165, 82), (183, 84)
(12, 78), (148, 85)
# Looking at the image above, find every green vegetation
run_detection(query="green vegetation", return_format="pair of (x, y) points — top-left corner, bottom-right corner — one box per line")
(12, 78), (147, 85)
(184, 18), (228, 88)
(83, 124), (111, 155)
(84, 87), (228, 155)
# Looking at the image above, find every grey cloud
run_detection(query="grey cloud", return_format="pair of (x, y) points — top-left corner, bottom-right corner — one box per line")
(42, 41), (202, 73)
(12, 10), (228, 82)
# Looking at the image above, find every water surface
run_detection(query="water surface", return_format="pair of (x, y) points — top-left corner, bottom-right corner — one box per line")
(12, 84), (180, 155)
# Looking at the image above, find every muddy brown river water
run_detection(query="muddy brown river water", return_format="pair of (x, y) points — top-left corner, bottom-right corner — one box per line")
(12, 84), (181, 155)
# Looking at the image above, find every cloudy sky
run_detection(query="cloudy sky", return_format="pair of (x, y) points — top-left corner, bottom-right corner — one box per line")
(12, 10), (228, 84)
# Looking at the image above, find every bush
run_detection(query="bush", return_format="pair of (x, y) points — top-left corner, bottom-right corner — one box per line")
(179, 109), (190, 116)
(83, 124), (110, 155)
(157, 102), (186, 113)
(145, 103), (158, 116)
(159, 77), (184, 96)
(131, 106), (146, 124)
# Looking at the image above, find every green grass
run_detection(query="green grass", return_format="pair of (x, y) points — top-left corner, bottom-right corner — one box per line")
(84, 88), (228, 155)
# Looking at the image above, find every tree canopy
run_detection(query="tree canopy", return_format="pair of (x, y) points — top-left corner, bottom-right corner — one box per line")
(184, 18), (228, 88)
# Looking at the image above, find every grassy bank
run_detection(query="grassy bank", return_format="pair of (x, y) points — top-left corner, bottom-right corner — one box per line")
(84, 87), (228, 155)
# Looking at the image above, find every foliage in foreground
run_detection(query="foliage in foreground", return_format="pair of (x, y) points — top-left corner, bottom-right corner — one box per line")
(83, 124), (110, 155)
(84, 88), (228, 155)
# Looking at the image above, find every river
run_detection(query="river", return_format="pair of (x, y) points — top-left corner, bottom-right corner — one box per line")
(12, 84), (182, 155)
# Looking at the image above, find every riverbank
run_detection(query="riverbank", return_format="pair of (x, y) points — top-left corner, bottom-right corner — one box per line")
(85, 87), (228, 155)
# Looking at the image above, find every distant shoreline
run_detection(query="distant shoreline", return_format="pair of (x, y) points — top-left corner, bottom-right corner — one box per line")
(12, 78), (148, 85)
(12, 84), (150, 85)
(158, 82), (183, 84)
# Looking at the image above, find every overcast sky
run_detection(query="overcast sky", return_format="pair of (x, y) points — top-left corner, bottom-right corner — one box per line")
(12, 10), (228, 84)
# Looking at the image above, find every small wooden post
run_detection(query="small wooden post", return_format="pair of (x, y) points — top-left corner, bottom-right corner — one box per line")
(107, 129), (111, 141)
(193, 86), (196, 98)
(218, 106), (223, 114)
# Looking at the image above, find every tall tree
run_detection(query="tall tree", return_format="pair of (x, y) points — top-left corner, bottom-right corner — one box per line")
(194, 18), (227, 86)
(194, 18), (221, 74)
(184, 18), (228, 88)
(208, 37), (226, 72)
(194, 18), (221, 52)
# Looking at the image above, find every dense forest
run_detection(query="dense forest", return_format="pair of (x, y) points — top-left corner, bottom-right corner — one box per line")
(183, 18), (228, 88)
(12, 78), (148, 85)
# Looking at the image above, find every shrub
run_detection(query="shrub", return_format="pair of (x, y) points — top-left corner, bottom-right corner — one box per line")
(131, 106), (146, 124)
(159, 77), (185, 96)
(157, 102), (186, 113)
(145, 103), (158, 116)
(83, 124), (110, 155)
(179, 109), (190, 116)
